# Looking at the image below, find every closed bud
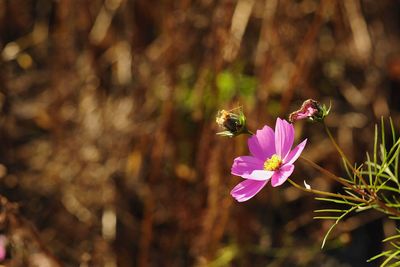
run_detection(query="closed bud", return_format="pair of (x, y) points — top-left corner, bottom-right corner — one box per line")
(289, 99), (330, 123)
(216, 108), (251, 137)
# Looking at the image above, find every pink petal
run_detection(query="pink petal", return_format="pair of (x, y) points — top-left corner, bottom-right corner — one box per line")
(231, 179), (268, 202)
(270, 164), (295, 187)
(248, 125), (275, 160)
(293, 113), (309, 120)
(246, 169), (274, 181)
(284, 139), (307, 165)
(231, 156), (263, 177)
(275, 118), (294, 159)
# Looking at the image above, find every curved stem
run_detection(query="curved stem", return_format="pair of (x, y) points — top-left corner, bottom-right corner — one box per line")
(287, 179), (368, 203)
(299, 156), (369, 198)
(300, 156), (400, 217)
(323, 122), (349, 165)
(323, 122), (373, 195)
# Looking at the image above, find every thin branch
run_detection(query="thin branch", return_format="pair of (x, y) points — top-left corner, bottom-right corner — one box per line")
(299, 156), (369, 198)
(287, 179), (368, 203)
(323, 122), (373, 195)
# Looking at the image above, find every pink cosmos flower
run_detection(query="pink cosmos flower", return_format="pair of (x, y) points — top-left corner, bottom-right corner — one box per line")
(230, 118), (307, 202)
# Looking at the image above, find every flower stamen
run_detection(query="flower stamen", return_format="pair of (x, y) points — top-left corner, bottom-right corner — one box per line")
(264, 154), (282, 171)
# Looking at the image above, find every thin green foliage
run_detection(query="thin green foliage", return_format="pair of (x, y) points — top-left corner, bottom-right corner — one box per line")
(314, 209), (347, 213)
(383, 234), (400, 243)
(316, 118), (400, 264)
(315, 204), (362, 249)
(368, 231), (400, 266)
(315, 197), (356, 205)
(390, 118), (399, 184)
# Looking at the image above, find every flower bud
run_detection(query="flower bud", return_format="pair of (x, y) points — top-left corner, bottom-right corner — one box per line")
(216, 108), (251, 137)
(289, 99), (330, 123)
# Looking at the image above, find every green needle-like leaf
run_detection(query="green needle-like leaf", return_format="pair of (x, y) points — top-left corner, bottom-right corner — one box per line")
(314, 209), (346, 213)
(381, 250), (400, 267)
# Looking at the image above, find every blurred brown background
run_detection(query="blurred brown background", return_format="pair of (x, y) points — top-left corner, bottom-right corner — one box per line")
(1, 0), (400, 266)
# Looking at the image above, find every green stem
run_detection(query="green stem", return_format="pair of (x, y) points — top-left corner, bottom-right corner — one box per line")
(301, 152), (400, 217)
(299, 156), (369, 198)
(245, 129), (254, 135)
(323, 122), (373, 195)
(287, 179), (368, 203)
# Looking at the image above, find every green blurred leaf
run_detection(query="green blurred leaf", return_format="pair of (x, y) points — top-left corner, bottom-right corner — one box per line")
(209, 244), (238, 267)
(216, 71), (236, 102)
(238, 74), (257, 96)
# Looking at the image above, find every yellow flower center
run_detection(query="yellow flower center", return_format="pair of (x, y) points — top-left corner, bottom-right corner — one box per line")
(263, 154), (282, 171)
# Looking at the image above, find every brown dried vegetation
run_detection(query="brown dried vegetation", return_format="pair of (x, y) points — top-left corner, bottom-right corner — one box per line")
(0, 0), (400, 266)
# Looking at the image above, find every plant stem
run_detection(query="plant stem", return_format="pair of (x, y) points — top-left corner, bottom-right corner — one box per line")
(372, 194), (400, 217)
(245, 129), (254, 135)
(299, 156), (369, 198)
(323, 122), (373, 195)
(287, 179), (368, 203)
(301, 155), (400, 217)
